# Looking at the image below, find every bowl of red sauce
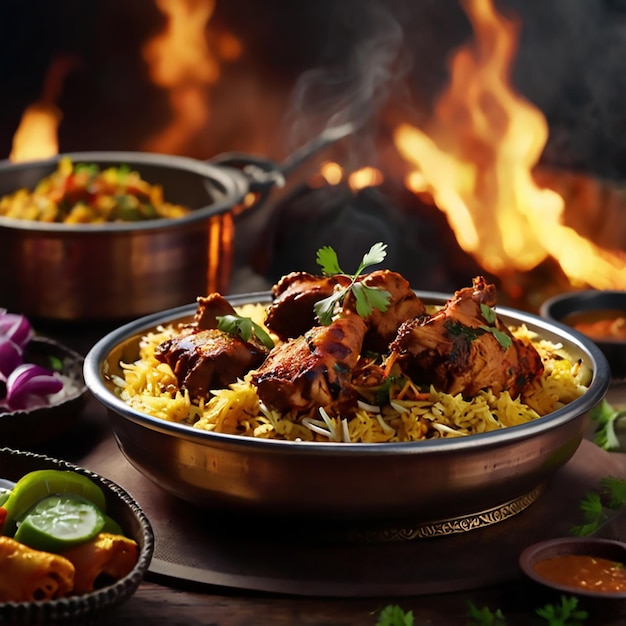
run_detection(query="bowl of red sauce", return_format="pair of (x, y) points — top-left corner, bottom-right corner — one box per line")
(519, 537), (626, 599)
(540, 290), (626, 379)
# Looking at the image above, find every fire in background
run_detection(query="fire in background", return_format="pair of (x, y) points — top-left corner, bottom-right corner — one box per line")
(1, 0), (626, 300)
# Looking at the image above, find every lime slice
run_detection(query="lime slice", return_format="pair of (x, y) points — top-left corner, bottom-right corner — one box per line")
(14, 494), (106, 553)
(2, 469), (106, 536)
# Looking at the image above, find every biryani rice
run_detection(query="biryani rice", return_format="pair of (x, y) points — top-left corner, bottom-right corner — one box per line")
(113, 306), (589, 443)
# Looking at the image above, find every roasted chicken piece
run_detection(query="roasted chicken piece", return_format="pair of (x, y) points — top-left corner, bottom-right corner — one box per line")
(193, 293), (239, 330)
(389, 276), (544, 398)
(343, 269), (426, 354)
(251, 313), (367, 413)
(264, 271), (350, 340)
(155, 328), (269, 401)
(156, 293), (269, 400)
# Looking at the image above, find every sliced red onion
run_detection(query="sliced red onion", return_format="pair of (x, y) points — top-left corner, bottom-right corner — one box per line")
(3, 363), (64, 410)
(0, 312), (33, 348)
(0, 337), (23, 379)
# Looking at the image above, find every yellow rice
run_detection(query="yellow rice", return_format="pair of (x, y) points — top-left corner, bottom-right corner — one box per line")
(112, 306), (589, 443)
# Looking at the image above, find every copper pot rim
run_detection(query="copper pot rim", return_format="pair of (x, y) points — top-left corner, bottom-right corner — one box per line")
(0, 150), (252, 233)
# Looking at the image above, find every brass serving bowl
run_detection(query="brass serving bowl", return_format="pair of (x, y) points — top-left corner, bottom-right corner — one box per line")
(83, 292), (611, 528)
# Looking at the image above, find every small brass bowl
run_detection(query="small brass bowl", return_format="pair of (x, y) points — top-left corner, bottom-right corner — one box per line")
(540, 290), (626, 380)
(519, 537), (626, 600)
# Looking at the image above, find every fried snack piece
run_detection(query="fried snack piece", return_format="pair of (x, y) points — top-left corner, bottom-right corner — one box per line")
(61, 533), (139, 595)
(0, 536), (75, 602)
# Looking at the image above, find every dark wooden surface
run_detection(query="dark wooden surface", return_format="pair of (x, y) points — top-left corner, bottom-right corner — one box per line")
(29, 319), (626, 626)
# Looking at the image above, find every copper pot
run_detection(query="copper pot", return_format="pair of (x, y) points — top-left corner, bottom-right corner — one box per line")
(0, 124), (355, 321)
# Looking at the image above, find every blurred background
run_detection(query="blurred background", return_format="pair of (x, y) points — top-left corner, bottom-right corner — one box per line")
(1, 0), (626, 306)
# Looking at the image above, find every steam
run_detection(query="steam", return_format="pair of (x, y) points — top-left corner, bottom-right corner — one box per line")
(284, 0), (410, 166)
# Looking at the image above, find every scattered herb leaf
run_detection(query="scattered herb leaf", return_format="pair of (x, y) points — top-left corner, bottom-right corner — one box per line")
(376, 604), (414, 626)
(535, 595), (588, 626)
(479, 303), (512, 350)
(480, 303), (496, 325)
(314, 243), (391, 325)
(216, 314), (274, 350)
(570, 476), (626, 536)
(466, 601), (507, 625)
(589, 399), (624, 451)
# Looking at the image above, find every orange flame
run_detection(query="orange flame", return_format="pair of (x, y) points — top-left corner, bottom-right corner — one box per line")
(394, 0), (626, 289)
(141, 0), (242, 154)
(9, 56), (80, 162)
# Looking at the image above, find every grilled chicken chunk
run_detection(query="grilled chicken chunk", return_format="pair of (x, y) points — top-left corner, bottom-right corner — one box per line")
(251, 313), (367, 413)
(389, 276), (544, 398)
(194, 293), (239, 330)
(156, 329), (269, 400)
(264, 271), (350, 340)
(155, 293), (269, 400)
(344, 269), (426, 354)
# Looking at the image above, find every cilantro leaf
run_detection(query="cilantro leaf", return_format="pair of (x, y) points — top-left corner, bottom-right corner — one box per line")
(479, 326), (513, 350)
(570, 476), (626, 536)
(589, 399), (624, 451)
(602, 475), (626, 508)
(313, 243), (391, 325)
(480, 303), (497, 325)
(535, 595), (588, 625)
(466, 601), (507, 625)
(376, 604), (414, 626)
(316, 245), (344, 276)
(359, 241), (388, 272)
(478, 303), (512, 350)
(216, 314), (274, 350)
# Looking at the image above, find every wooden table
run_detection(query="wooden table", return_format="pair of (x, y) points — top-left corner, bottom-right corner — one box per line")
(33, 320), (626, 626)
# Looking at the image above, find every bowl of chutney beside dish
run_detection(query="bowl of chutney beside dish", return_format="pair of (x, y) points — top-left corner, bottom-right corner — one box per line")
(519, 537), (626, 600)
(540, 290), (626, 379)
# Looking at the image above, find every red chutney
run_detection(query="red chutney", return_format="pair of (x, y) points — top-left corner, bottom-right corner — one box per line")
(534, 554), (626, 593)
(562, 309), (626, 341)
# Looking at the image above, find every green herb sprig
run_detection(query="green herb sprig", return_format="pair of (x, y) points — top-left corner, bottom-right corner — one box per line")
(467, 601), (507, 625)
(314, 242), (392, 325)
(570, 476), (626, 537)
(216, 314), (274, 350)
(479, 303), (512, 350)
(535, 595), (588, 626)
(589, 399), (625, 451)
(376, 604), (414, 626)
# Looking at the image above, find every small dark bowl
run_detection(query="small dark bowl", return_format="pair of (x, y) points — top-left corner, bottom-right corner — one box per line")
(0, 336), (87, 449)
(540, 290), (626, 379)
(519, 537), (626, 600)
(0, 447), (154, 625)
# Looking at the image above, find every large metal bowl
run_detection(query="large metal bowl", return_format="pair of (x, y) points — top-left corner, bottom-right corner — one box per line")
(83, 292), (611, 529)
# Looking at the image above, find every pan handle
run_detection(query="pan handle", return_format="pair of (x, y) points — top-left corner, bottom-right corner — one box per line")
(208, 121), (357, 200)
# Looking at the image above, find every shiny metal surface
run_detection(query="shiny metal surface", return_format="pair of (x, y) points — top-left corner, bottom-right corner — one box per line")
(84, 293), (612, 524)
(0, 152), (251, 321)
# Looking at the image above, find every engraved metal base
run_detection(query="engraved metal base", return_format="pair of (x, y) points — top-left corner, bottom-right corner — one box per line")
(326, 485), (544, 544)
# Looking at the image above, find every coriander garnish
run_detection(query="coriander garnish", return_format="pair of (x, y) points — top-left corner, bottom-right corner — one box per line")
(314, 242), (391, 325)
(216, 314), (274, 350)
